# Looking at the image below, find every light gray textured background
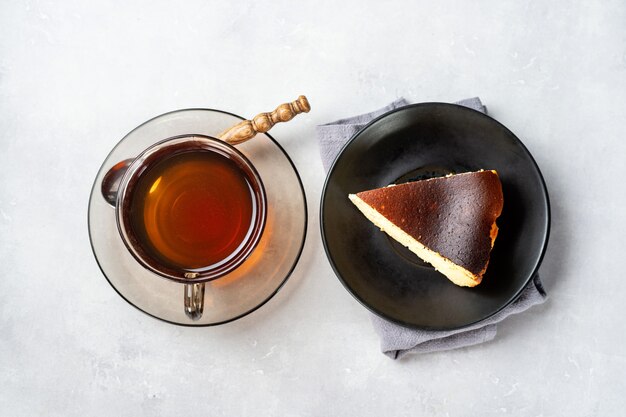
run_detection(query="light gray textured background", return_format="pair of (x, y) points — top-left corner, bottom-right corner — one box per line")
(1, 1), (625, 416)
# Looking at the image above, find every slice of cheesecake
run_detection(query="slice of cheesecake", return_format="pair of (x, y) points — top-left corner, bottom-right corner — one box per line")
(349, 170), (503, 287)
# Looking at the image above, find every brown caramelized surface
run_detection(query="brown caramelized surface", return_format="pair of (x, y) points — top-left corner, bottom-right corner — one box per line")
(356, 171), (504, 275)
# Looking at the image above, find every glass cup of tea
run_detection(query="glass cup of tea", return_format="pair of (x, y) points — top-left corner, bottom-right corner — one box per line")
(107, 134), (267, 320)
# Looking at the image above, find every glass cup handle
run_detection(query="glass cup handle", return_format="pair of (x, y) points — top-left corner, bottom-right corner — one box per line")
(184, 283), (205, 320)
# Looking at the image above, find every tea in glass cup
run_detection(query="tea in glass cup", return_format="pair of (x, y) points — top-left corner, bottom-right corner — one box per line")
(114, 135), (267, 319)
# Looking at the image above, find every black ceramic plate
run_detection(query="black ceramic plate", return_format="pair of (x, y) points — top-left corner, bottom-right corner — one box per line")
(320, 103), (550, 330)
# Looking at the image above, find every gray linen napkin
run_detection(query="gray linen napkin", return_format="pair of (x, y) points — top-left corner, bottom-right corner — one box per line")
(317, 97), (547, 359)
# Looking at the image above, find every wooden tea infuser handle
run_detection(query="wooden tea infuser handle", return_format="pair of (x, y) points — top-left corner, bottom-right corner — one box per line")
(218, 95), (311, 145)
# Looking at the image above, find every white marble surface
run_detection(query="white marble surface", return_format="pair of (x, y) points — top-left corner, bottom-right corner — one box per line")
(1, 1), (625, 415)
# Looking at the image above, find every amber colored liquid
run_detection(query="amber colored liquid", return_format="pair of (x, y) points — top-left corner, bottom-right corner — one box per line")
(129, 151), (255, 270)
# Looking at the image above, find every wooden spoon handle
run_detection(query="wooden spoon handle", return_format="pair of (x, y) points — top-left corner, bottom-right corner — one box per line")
(218, 95), (310, 145)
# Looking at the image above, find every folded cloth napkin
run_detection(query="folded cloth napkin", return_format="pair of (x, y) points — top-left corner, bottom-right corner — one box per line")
(317, 97), (547, 359)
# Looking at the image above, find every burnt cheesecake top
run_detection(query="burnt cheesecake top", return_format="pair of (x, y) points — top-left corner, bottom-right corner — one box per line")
(355, 170), (504, 275)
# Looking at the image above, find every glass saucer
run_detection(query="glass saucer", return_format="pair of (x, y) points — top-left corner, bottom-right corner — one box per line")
(88, 109), (307, 326)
